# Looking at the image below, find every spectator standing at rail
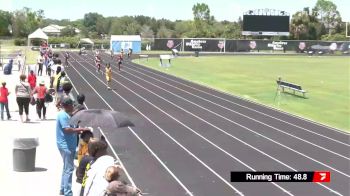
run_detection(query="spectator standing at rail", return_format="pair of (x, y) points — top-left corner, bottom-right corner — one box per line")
(16, 53), (23, 71)
(47, 59), (54, 77)
(27, 70), (37, 91)
(43, 52), (49, 75)
(0, 81), (11, 120)
(37, 54), (44, 76)
(51, 64), (61, 88)
(56, 97), (90, 196)
(32, 80), (47, 120)
(72, 94), (86, 115)
(15, 74), (31, 123)
(105, 63), (112, 90)
(55, 78), (72, 109)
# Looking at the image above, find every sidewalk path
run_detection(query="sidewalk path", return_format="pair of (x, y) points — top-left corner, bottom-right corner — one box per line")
(0, 65), (80, 195)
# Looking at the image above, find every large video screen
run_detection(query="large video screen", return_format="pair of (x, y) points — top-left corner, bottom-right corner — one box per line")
(243, 15), (290, 35)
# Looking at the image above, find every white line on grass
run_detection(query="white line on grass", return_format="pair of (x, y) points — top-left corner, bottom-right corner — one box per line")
(120, 67), (350, 160)
(123, 64), (350, 147)
(89, 53), (349, 179)
(125, 59), (350, 136)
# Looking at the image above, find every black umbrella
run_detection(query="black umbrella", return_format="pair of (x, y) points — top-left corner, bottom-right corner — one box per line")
(69, 109), (134, 129)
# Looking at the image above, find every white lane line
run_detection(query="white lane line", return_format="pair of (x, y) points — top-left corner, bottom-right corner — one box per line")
(119, 74), (342, 195)
(88, 54), (350, 180)
(71, 52), (249, 195)
(125, 60), (350, 136)
(65, 59), (137, 187)
(128, 127), (196, 196)
(121, 67), (350, 160)
(113, 68), (350, 179)
(72, 53), (297, 196)
(77, 53), (309, 196)
(124, 64), (350, 147)
(68, 54), (205, 196)
(81, 53), (346, 194)
(93, 52), (346, 196)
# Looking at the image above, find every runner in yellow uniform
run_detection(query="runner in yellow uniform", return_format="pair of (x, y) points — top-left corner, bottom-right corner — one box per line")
(105, 63), (112, 90)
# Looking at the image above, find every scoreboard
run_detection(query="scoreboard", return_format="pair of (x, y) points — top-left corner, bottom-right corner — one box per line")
(242, 15), (290, 36)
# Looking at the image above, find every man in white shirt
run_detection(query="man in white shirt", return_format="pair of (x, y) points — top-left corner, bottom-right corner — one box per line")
(16, 53), (23, 71)
(37, 54), (44, 76)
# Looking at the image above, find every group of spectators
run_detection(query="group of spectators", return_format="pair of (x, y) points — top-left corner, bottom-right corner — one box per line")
(1, 42), (143, 195)
(57, 84), (142, 196)
(54, 48), (142, 195)
(0, 55), (69, 122)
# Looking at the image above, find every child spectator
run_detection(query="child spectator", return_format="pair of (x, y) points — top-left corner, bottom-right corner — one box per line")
(0, 81), (11, 120)
(77, 130), (94, 163)
(104, 166), (142, 196)
(27, 70), (37, 90)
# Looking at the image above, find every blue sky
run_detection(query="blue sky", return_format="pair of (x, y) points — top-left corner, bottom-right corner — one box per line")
(1, 0), (349, 21)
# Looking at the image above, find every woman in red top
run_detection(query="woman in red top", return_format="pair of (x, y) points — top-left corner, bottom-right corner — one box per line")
(32, 80), (47, 120)
(27, 70), (37, 90)
(0, 81), (11, 120)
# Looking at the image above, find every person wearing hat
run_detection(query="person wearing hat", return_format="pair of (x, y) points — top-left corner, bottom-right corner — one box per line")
(56, 96), (90, 196)
(0, 81), (11, 120)
(32, 80), (47, 120)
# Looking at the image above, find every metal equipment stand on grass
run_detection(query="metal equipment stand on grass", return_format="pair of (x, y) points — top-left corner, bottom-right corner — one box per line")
(274, 79), (283, 107)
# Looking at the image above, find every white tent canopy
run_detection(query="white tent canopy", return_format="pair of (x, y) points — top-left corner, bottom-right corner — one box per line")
(28, 28), (48, 46)
(80, 38), (94, 45)
(110, 35), (141, 42)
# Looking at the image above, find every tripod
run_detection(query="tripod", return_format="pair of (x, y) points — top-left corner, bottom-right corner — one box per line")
(274, 83), (283, 107)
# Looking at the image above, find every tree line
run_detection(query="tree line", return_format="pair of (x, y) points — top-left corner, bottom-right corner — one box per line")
(0, 0), (348, 41)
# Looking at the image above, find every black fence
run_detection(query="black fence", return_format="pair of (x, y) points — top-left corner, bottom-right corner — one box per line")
(153, 38), (350, 54)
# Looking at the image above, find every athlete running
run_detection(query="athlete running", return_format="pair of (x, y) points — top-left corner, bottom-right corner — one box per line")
(64, 52), (70, 67)
(117, 54), (123, 71)
(95, 53), (102, 73)
(105, 63), (112, 90)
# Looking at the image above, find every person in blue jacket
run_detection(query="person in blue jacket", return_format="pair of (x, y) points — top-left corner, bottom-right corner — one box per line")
(3, 59), (13, 75)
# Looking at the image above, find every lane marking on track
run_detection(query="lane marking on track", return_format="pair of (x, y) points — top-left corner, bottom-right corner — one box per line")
(122, 57), (349, 136)
(90, 53), (350, 179)
(120, 66), (350, 160)
(70, 52), (250, 196)
(74, 52), (316, 196)
(68, 53), (198, 196)
(123, 63), (350, 147)
(128, 127), (196, 196)
(64, 54), (136, 187)
(79, 52), (346, 195)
